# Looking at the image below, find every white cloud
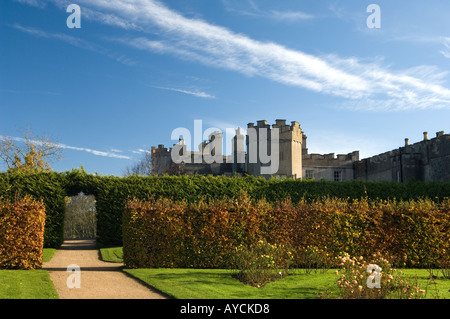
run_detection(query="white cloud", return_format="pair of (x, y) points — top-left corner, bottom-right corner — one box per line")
(56, 143), (132, 159)
(22, 0), (450, 111)
(440, 37), (450, 59)
(222, 0), (313, 21)
(152, 86), (215, 99)
(132, 148), (151, 154)
(3, 135), (132, 160)
(269, 10), (313, 21)
(14, 0), (46, 8)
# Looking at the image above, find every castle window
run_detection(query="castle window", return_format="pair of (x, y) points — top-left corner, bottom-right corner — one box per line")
(306, 170), (314, 179)
(334, 170), (342, 182)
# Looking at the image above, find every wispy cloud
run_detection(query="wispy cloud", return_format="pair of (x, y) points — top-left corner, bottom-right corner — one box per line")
(269, 10), (313, 21)
(12, 24), (137, 66)
(132, 148), (151, 154)
(440, 37), (450, 59)
(14, 0), (46, 8)
(21, 0), (450, 111)
(57, 143), (132, 159)
(222, 0), (313, 21)
(152, 85), (215, 99)
(3, 135), (132, 160)
(12, 24), (95, 50)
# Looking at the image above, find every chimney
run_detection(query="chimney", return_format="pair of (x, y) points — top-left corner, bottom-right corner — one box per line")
(405, 138), (409, 146)
(423, 132), (428, 141)
(436, 131), (445, 138)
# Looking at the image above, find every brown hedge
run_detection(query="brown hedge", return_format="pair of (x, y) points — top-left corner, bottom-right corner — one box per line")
(123, 194), (450, 269)
(0, 195), (46, 269)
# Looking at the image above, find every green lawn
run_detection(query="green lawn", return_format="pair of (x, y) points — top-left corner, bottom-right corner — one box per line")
(0, 248), (59, 299)
(0, 270), (59, 299)
(2, 246), (449, 299)
(124, 268), (450, 299)
(98, 246), (450, 299)
(43, 248), (56, 263)
(124, 268), (336, 299)
(99, 246), (123, 263)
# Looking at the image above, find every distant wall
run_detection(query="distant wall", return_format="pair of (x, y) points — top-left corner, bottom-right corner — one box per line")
(303, 151), (359, 181)
(355, 132), (450, 182)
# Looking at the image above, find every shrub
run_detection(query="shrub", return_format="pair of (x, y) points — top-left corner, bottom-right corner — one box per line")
(122, 195), (450, 269)
(2, 169), (449, 249)
(0, 171), (66, 248)
(0, 195), (46, 269)
(295, 245), (334, 274)
(333, 253), (426, 299)
(229, 240), (293, 288)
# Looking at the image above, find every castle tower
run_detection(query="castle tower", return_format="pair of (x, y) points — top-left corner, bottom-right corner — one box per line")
(273, 119), (303, 179)
(232, 127), (246, 173)
(246, 119), (303, 179)
(151, 144), (172, 175)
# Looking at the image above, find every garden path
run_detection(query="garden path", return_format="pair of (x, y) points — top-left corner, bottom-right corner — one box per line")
(42, 239), (167, 299)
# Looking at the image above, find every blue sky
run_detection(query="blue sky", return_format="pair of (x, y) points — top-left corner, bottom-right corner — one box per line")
(1, 0), (450, 176)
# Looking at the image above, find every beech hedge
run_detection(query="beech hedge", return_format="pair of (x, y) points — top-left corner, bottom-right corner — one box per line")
(0, 169), (449, 248)
(123, 195), (450, 269)
(0, 195), (46, 269)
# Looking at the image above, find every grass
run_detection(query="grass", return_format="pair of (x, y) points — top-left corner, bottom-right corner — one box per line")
(124, 268), (338, 299)
(0, 270), (59, 299)
(2, 245), (449, 300)
(43, 248), (56, 263)
(99, 246), (123, 263)
(124, 268), (450, 299)
(0, 248), (59, 299)
(106, 247), (450, 299)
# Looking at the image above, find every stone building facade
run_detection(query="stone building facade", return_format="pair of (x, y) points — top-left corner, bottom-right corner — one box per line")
(246, 120), (303, 179)
(151, 119), (449, 183)
(354, 131), (450, 182)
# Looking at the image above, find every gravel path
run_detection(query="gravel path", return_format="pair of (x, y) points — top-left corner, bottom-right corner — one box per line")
(42, 239), (167, 299)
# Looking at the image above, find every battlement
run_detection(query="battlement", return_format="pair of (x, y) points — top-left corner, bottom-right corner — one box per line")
(248, 119), (301, 133)
(404, 131), (449, 149)
(248, 120), (270, 129)
(151, 144), (170, 155)
(355, 130), (450, 182)
(148, 121), (448, 182)
(303, 151), (359, 163)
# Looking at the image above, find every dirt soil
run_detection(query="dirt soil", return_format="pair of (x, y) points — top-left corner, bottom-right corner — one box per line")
(42, 239), (167, 299)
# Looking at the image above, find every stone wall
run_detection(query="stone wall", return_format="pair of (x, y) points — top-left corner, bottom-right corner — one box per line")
(246, 119), (303, 179)
(354, 132), (450, 182)
(303, 151), (359, 181)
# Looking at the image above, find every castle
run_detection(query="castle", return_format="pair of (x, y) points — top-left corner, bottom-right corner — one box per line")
(151, 119), (450, 182)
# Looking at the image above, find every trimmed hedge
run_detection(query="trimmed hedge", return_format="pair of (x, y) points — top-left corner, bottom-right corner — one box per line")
(123, 195), (450, 269)
(1, 169), (450, 248)
(0, 195), (46, 269)
(0, 171), (66, 248)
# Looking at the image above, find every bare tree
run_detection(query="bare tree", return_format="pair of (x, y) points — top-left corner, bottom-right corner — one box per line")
(0, 128), (63, 171)
(123, 150), (152, 176)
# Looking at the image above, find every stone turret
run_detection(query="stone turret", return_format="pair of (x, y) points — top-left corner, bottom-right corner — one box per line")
(246, 119), (303, 179)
